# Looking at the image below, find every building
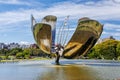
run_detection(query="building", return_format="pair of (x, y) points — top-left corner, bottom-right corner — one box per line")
(19, 44), (30, 49)
(30, 44), (39, 49)
(0, 43), (6, 49)
(7, 43), (20, 49)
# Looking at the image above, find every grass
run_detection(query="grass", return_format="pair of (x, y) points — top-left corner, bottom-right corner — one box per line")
(0, 57), (51, 63)
(0, 60), (19, 63)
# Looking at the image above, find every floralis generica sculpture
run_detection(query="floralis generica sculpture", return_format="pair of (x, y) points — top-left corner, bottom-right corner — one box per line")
(31, 15), (103, 65)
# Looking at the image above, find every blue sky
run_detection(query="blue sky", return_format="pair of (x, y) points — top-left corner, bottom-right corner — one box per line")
(0, 0), (120, 44)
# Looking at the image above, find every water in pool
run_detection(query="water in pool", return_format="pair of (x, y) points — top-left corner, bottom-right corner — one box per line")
(0, 59), (120, 80)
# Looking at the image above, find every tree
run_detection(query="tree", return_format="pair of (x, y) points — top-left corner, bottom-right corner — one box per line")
(116, 42), (120, 60)
(16, 52), (24, 59)
(22, 49), (30, 59)
(10, 48), (22, 56)
(87, 40), (120, 60)
(101, 40), (118, 60)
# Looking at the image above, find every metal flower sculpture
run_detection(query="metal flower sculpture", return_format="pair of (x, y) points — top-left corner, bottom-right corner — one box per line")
(31, 15), (103, 65)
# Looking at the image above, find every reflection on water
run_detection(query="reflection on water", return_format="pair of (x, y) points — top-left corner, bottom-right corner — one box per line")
(0, 59), (120, 80)
(37, 65), (100, 80)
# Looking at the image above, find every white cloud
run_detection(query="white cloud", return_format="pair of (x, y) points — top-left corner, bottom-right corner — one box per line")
(0, 10), (30, 25)
(19, 41), (30, 45)
(49, 0), (120, 20)
(101, 23), (120, 39)
(113, 0), (120, 3)
(0, 0), (44, 7)
(101, 31), (120, 39)
(104, 23), (120, 30)
(0, 0), (120, 40)
(85, 1), (96, 5)
(102, 31), (108, 34)
(102, 32), (120, 40)
(0, 0), (120, 26)
(0, 0), (30, 5)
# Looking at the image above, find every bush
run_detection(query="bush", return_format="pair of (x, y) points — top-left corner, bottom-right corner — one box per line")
(0, 56), (6, 60)
(16, 52), (24, 59)
(24, 55), (30, 59)
(117, 56), (120, 60)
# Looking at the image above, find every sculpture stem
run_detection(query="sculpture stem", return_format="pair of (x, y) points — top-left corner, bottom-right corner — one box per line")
(55, 52), (60, 65)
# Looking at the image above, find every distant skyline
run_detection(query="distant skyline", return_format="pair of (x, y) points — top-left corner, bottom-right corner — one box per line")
(0, 0), (120, 44)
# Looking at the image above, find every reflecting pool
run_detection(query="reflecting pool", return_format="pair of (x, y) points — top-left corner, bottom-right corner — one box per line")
(0, 59), (120, 80)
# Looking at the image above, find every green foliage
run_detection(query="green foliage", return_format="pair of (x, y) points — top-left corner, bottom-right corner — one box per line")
(23, 49), (30, 55)
(16, 52), (24, 59)
(0, 49), (9, 56)
(87, 40), (120, 60)
(0, 47), (51, 60)
(116, 42), (120, 57)
(0, 56), (7, 60)
(9, 48), (23, 55)
(8, 56), (15, 60)
(24, 55), (30, 59)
